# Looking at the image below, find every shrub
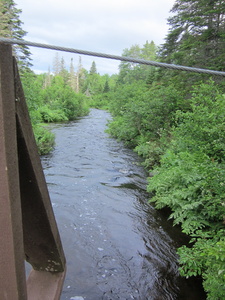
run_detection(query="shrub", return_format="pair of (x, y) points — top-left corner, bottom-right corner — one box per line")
(33, 125), (55, 155)
(148, 81), (225, 299)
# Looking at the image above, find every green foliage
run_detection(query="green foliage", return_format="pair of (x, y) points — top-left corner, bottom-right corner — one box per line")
(148, 81), (225, 299)
(33, 124), (55, 155)
(86, 39), (225, 299)
(148, 82), (225, 231)
(161, 0), (225, 71)
(134, 132), (170, 169)
(173, 83), (225, 162)
(89, 61), (97, 74)
(27, 74), (90, 123)
(158, 0), (225, 91)
(80, 5), (225, 299)
(86, 74), (117, 109)
(63, 92), (89, 119)
(21, 71), (89, 154)
(38, 105), (68, 122)
(82, 73), (116, 97)
(21, 72), (43, 114)
(0, 0), (32, 71)
(178, 231), (225, 300)
(148, 151), (225, 233)
(89, 93), (110, 110)
(103, 79), (110, 93)
(118, 41), (158, 84)
(107, 81), (183, 164)
(106, 81), (147, 146)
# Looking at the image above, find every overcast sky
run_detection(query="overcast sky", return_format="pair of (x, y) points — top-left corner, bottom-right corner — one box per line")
(15, 0), (175, 75)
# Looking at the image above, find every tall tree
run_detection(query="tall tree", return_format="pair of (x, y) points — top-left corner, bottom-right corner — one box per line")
(0, 0), (32, 70)
(59, 57), (66, 73)
(103, 79), (110, 93)
(77, 56), (87, 93)
(118, 42), (157, 84)
(43, 67), (52, 88)
(160, 0), (225, 71)
(141, 40), (157, 60)
(59, 57), (69, 84)
(69, 58), (77, 91)
(89, 61), (97, 74)
(52, 52), (60, 75)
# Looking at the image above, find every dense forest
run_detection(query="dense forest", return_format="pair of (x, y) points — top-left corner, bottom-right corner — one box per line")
(1, 0), (225, 299)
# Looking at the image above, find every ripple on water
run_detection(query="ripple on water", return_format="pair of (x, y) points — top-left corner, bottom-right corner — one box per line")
(40, 109), (205, 300)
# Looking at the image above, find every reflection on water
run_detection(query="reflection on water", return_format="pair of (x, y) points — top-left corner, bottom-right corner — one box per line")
(41, 109), (205, 300)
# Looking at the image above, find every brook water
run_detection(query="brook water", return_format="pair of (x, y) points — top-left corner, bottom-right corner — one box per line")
(41, 109), (205, 300)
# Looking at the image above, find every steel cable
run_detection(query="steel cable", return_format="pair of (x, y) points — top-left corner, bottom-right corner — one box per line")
(1, 37), (225, 76)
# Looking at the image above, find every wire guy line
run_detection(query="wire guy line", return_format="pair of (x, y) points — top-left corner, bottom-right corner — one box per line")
(1, 37), (225, 76)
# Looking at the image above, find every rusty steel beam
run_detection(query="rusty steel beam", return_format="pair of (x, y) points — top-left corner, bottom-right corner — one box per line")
(14, 58), (66, 275)
(0, 44), (27, 298)
(14, 58), (66, 298)
(0, 43), (66, 299)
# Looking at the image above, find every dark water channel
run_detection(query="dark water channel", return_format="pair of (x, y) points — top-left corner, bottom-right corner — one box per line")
(41, 109), (205, 300)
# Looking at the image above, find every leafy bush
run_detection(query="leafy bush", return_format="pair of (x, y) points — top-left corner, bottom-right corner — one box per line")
(33, 125), (55, 155)
(178, 231), (225, 300)
(148, 81), (225, 299)
(134, 130), (171, 168)
(148, 151), (225, 234)
(89, 93), (111, 110)
(40, 77), (89, 121)
(21, 72), (90, 154)
(62, 92), (89, 120)
(107, 82), (183, 165)
(39, 105), (68, 123)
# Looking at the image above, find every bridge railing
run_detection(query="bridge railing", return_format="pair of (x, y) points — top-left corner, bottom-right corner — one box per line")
(0, 43), (66, 299)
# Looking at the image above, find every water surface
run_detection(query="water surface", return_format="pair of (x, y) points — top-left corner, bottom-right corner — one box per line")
(41, 109), (205, 300)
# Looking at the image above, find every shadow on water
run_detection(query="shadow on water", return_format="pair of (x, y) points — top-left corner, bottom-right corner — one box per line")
(41, 109), (206, 300)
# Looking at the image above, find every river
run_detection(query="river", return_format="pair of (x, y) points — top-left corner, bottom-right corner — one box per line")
(41, 109), (206, 300)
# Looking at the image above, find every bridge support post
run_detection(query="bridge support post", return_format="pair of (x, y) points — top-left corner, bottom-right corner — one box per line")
(0, 42), (27, 300)
(0, 43), (66, 299)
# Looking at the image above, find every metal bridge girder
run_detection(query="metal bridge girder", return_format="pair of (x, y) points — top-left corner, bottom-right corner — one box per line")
(0, 43), (66, 300)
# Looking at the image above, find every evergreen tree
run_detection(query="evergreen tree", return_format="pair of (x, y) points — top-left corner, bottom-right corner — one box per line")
(59, 57), (69, 84)
(0, 0), (32, 70)
(160, 0), (225, 71)
(141, 40), (158, 60)
(103, 79), (110, 93)
(53, 52), (60, 75)
(60, 57), (66, 73)
(43, 67), (51, 88)
(69, 58), (77, 91)
(89, 61), (97, 74)
(77, 57), (87, 93)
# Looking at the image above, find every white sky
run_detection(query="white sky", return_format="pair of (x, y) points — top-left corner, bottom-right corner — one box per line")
(15, 0), (175, 75)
